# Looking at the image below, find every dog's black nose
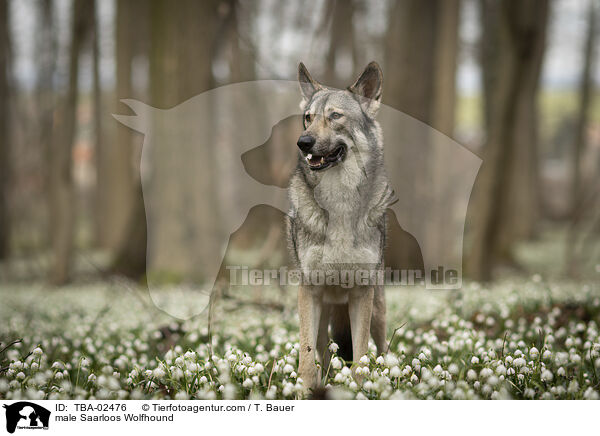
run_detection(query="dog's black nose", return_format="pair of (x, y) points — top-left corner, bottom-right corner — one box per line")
(297, 135), (315, 152)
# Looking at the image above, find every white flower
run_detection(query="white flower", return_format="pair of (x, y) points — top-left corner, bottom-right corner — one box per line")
(557, 367), (566, 377)
(331, 357), (342, 370)
(480, 368), (493, 379)
(283, 364), (294, 374)
(568, 380), (579, 394)
(152, 367), (165, 379)
(359, 355), (369, 365)
(341, 366), (351, 377)
(583, 387), (599, 400)
(32, 347), (43, 356)
(541, 370), (553, 382)
(376, 356), (385, 366)
(329, 343), (339, 353)
(487, 375), (499, 386)
(390, 366), (401, 377)
(529, 347), (539, 359)
(466, 369), (478, 381)
(513, 357), (526, 368)
(16, 372), (25, 381)
(471, 356), (480, 365)
(242, 378), (253, 389)
(385, 354), (399, 367)
(542, 350), (552, 360)
(496, 364), (507, 376)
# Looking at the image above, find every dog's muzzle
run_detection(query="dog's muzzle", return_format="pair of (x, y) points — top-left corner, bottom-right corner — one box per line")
(302, 143), (347, 171)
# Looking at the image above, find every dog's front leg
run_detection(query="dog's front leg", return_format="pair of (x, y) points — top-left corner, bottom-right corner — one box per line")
(298, 285), (322, 390)
(348, 287), (374, 381)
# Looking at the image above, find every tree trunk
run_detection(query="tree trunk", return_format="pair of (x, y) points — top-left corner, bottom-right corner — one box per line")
(323, 0), (357, 88)
(384, 0), (460, 276)
(466, 0), (549, 281)
(37, 0), (56, 251)
(571, 0), (597, 213)
(479, 0), (501, 130)
(384, 0), (438, 124)
(432, 0), (460, 138)
(49, 0), (90, 284)
(566, 0), (598, 276)
(0, 0), (10, 260)
(97, 0), (135, 251)
(144, 0), (219, 281)
(109, 0), (148, 279)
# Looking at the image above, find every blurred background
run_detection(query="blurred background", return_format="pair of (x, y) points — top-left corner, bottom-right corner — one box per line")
(0, 0), (598, 289)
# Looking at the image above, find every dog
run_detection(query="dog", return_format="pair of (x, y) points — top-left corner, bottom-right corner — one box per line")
(287, 61), (395, 389)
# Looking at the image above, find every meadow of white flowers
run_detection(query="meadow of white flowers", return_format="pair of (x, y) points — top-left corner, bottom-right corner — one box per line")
(1, 277), (599, 400)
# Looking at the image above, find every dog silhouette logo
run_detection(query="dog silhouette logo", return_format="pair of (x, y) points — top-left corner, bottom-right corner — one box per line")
(2, 402), (50, 433)
(113, 80), (481, 319)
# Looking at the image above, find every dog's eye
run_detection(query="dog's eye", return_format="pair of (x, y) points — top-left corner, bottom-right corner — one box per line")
(330, 112), (343, 120)
(304, 113), (312, 123)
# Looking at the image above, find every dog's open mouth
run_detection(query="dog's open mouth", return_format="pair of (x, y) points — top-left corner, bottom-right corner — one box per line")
(304, 144), (347, 171)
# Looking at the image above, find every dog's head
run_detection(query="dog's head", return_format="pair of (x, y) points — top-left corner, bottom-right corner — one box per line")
(296, 61), (383, 172)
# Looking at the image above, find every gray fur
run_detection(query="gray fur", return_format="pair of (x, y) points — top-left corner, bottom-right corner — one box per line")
(288, 62), (394, 287)
(288, 62), (393, 388)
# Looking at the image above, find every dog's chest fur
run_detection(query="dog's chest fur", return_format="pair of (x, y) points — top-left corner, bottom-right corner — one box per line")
(288, 155), (387, 276)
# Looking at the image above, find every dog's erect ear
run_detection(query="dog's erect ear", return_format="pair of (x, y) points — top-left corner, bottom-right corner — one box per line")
(348, 61), (383, 117)
(298, 62), (322, 109)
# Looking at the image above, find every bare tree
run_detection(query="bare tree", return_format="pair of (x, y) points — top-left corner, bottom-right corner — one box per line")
(384, 0), (461, 275)
(96, 0), (136, 251)
(49, 0), (91, 284)
(110, 0), (149, 279)
(0, 0), (10, 259)
(467, 0), (549, 281)
(571, 0), (597, 213)
(566, 0), (598, 276)
(323, 0), (358, 87)
(143, 0), (219, 280)
(37, 0), (57, 251)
